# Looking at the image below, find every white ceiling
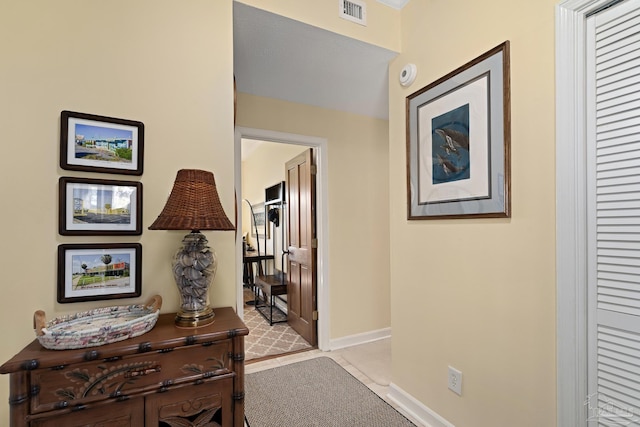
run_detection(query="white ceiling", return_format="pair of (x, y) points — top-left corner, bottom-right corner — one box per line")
(378, 0), (410, 9)
(233, 2), (399, 120)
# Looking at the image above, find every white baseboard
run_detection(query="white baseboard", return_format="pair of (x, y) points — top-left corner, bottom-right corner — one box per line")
(387, 383), (455, 427)
(328, 327), (392, 350)
(326, 329), (453, 427)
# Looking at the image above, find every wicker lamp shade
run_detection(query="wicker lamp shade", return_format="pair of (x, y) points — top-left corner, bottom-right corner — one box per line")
(149, 169), (235, 231)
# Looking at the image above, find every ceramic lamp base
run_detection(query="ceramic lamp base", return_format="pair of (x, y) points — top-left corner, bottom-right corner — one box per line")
(172, 231), (217, 328)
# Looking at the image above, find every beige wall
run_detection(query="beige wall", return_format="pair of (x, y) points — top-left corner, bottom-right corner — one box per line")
(237, 93), (391, 340)
(0, 1), (236, 423)
(236, 0), (401, 52)
(389, 1), (557, 426)
(0, 0), (560, 425)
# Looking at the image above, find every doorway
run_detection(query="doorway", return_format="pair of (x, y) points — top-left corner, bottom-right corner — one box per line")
(234, 127), (329, 353)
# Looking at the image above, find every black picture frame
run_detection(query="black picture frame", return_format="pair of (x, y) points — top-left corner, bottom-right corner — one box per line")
(406, 41), (511, 219)
(60, 110), (144, 175)
(59, 177), (143, 236)
(57, 243), (142, 303)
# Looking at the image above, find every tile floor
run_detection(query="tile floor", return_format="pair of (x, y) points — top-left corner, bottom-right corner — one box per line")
(244, 338), (423, 426)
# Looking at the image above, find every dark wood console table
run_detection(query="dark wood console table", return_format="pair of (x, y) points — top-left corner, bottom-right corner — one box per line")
(0, 307), (248, 426)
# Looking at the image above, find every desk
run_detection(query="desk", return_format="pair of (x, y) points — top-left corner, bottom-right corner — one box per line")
(242, 251), (274, 287)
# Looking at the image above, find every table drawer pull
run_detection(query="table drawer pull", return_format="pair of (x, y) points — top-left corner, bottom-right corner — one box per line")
(125, 364), (161, 378)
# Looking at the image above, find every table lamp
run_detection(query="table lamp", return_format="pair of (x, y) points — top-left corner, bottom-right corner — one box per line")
(149, 169), (235, 327)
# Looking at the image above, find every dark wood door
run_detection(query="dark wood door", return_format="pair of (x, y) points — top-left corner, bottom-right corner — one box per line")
(286, 148), (317, 346)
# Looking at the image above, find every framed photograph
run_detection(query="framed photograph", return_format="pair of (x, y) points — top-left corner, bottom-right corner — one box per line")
(250, 202), (268, 239)
(59, 177), (142, 235)
(60, 110), (144, 175)
(406, 41), (511, 219)
(58, 243), (142, 303)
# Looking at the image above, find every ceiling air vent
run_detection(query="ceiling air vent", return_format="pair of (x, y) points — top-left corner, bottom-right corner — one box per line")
(339, 0), (367, 26)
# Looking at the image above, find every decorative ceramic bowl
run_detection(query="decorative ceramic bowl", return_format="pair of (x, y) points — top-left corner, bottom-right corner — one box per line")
(34, 295), (162, 350)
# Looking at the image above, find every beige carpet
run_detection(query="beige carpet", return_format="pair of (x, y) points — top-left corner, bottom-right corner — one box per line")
(243, 293), (312, 360)
(245, 357), (415, 427)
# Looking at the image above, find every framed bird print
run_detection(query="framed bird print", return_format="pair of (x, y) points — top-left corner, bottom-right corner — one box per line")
(406, 41), (511, 219)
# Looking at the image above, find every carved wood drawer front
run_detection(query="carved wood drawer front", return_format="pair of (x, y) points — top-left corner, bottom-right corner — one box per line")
(30, 396), (144, 427)
(146, 374), (234, 427)
(30, 340), (232, 414)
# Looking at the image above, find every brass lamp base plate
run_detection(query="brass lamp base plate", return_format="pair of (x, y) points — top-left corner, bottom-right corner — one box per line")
(175, 307), (215, 328)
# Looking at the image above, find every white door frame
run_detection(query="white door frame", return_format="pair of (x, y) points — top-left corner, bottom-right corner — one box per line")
(556, 0), (618, 425)
(234, 126), (330, 351)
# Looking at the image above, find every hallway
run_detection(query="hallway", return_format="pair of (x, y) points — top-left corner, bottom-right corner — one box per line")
(243, 288), (312, 361)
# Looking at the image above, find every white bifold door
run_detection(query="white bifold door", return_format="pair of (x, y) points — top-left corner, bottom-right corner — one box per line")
(587, 1), (640, 424)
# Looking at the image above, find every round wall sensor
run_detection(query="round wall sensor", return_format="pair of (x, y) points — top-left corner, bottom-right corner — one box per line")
(399, 63), (417, 87)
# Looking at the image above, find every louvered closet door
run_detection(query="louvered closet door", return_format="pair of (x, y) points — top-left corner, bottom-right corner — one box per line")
(587, 1), (640, 424)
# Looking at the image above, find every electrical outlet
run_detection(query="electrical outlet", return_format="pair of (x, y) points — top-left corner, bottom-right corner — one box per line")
(448, 366), (462, 396)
